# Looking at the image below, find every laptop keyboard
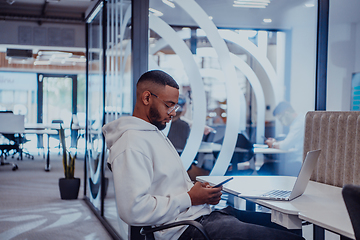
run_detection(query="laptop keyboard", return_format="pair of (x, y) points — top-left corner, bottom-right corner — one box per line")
(261, 190), (291, 199)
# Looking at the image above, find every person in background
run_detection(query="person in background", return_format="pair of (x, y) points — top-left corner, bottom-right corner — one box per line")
(263, 101), (305, 176)
(167, 94), (190, 152)
(102, 70), (305, 240)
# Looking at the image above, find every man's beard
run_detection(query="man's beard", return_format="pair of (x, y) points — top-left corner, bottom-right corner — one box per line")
(149, 105), (167, 130)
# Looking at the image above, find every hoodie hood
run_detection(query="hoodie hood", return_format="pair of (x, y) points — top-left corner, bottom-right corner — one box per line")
(102, 116), (157, 149)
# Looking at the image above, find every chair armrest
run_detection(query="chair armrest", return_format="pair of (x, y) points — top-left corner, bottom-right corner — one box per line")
(140, 220), (210, 240)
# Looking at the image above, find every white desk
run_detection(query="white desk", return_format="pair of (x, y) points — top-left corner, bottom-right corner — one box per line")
(24, 128), (58, 171)
(196, 175), (355, 240)
(197, 142), (289, 173)
(199, 142), (288, 154)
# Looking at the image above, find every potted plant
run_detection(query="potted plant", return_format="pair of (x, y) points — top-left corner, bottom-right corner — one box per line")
(58, 126), (80, 200)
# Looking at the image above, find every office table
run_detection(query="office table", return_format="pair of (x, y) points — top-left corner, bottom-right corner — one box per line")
(196, 175), (355, 240)
(24, 128), (58, 171)
(199, 142), (288, 154)
(197, 142), (289, 172)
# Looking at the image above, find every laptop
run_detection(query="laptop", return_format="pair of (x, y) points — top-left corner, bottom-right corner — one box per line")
(239, 149), (321, 201)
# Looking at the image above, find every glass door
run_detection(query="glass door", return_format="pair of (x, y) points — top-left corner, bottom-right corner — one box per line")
(42, 75), (73, 126)
(37, 73), (77, 149)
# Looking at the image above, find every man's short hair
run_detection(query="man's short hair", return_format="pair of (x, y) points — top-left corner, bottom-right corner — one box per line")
(273, 101), (294, 116)
(137, 70), (179, 89)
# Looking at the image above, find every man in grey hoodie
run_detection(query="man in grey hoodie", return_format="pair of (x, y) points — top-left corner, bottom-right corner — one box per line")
(102, 70), (304, 240)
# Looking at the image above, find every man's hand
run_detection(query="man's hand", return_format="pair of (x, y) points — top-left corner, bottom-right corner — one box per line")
(204, 126), (215, 136)
(187, 182), (222, 206)
(265, 138), (279, 149)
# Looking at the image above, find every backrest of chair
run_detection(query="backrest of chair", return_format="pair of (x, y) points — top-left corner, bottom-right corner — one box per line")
(0, 113), (25, 133)
(342, 184), (360, 240)
(52, 119), (64, 126)
(303, 111), (360, 187)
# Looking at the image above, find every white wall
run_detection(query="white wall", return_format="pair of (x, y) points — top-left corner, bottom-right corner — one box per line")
(355, 23), (360, 73)
(289, 25), (317, 116)
(327, 22), (358, 110)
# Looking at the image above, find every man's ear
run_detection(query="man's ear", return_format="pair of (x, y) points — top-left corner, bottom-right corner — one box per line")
(142, 91), (151, 106)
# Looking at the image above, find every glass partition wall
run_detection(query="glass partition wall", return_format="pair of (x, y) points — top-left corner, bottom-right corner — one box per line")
(85, 0), (132, 239)
(104, 0), (132, 238)
(85, 0), (325, 239)
(148, 0), (318, 177)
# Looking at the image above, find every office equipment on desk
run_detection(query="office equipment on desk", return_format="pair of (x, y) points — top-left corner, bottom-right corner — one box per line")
(238, 150), (320, 201)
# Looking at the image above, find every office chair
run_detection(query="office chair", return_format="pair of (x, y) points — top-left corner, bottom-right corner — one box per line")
(105, 164), (211, 240)
(342, 184), (360, 240)
(130, 220), (211, 240)
(0, 111), (22, 170)
(0, 146), (19, 171)
(213, 132), (254, 175)
(3, 133), (33, 160)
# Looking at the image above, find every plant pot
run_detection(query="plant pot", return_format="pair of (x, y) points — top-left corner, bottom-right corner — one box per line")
(59, 177), (81, 200)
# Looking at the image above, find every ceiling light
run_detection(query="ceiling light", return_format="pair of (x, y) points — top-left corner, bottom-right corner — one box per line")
(263, 18), (272, 23)
(149, 8), (163, 17)
(234, 0), (270, 3)
(162, 0), (175, 8)
(305, 3), (315, 7)
(34, 60), (51, 66)
(208, 16), (213, 20)
(233, 0), (270, 8)
(233, 4), (266, 8)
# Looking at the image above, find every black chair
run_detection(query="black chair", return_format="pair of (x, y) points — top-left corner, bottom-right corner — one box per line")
(130, 220), (211, 240)
(212, 132), (254, 175)
(342, 184), (360, 240)
(0, 145), (19, 171)
(105, 164), (211, 240)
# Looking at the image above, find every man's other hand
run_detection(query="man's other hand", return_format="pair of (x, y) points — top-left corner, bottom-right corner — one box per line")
(188, 182), (222, 206)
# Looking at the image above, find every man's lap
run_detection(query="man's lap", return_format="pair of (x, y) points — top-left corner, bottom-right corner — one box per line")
(179, 206), (304, 240)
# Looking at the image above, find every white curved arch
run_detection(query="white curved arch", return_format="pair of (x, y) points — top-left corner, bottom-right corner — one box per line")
(229, 53), (266, 143)
(152, 29), (271, 142)
(175, 0), (243, 176)
(149, 14), (206, 170)
(150, 30), (190, 55)
(219, 29), (283, 104)
(198, 47), (266, 143)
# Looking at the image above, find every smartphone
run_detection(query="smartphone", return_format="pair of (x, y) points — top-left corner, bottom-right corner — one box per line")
(212, 177), (233, 188)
